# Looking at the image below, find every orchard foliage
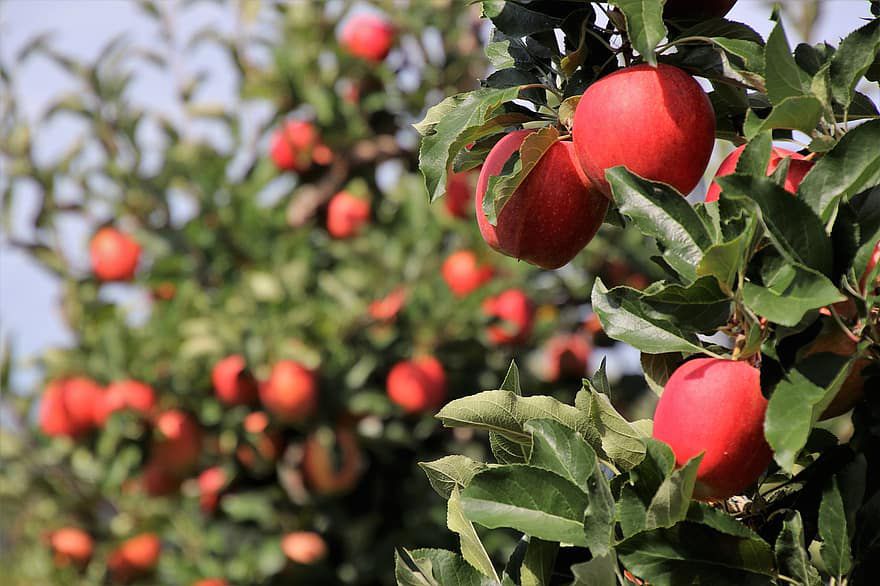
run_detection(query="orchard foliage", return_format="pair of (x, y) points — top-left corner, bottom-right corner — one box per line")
(404, 0), (880, 585)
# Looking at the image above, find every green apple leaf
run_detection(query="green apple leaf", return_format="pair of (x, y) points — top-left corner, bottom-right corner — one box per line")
(525, 419), (596, 488)
(830, 19), (880, 111)
(764, 17), (811, 104)
(609, 0), (666, 66)
(420, 456), (487, 500)
(583, 458), (616, 556)
(743, 95), (824, 139)
(644, 455), (702, 530)
(448, 489), (500, 581)
(742, 263), (845, 327)
(819, 477), (853, 581)
(395, 548), (484, 586)
(775, 511), (822, 586)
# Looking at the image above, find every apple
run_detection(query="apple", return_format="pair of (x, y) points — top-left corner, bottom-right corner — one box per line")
(139, 459), (182, 496)
(573, 64), (716, 197)
(49, 527), (93, 568)
(95, 379), (156, 425)
(652, 358), (772, 500)
(705, 145), (813, 202)
(803, 322), (871, 420)
(39, 377), (104, 437)
(236, 411), (284, 471)
(476, 130), (609, 269)
(90, 227), (141, 282)
(340, 13), (395, 62)
(482, 289), (535, 345)
(445, 170), (474, 218)
(664, 0), (737, 19)
(193, 580), (228, 586)
(368, 287), (407, 321)
(386, 356), (447, 413)
(861, 239), (880, 294)
(198, 467), (227, 514)
(544, 334), (591, 382)
(326, 191), (371, 239)
(260, 360), (318, 422)
(151, 410), (202, 475)
(302, 426), (363, 495)
(109, 533), (160, 584)
(212, 355), (259, 406)
(270, 120), (321, 172)
(281, 531), (328, 565)
(442, 250), (493, 297)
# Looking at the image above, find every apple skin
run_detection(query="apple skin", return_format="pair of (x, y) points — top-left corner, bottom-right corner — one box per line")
(664, 0), (737, 19)
(212, 355), (259, 406)
(260, 360), (318, 422)
(386, 356), (447, 413)
(340, 13), (395, 62)
(281, 531), (328, 565)
(139, 459), (182, 496)
(803, 323), (871, 420)
(861, 239), (880, 294)
(237, 412), (285, 470)
(151, 410), (202, 475)
(652, 358), (772, 500)
(270, 120), (321, 172)
(368, 287), (407, 321)
(109, 533), (161, 584)
(705, 145), (813, 202)
(442, 250), (493, 297)
(95, 379), (156, 425)
(573, 64), (716, 197)
(193, 580), (228, 586)
(198, 466), (227, 514)
(445, 171), (475, 218)
(482, 289), (536, 345)
(327, 191), (371, 239)
(302, 426), (363, 495)
(39, 377), (104, 437)
(90, 227), (142, 282)
(49, 527), (93, 568)
(544, 334), (591, 382)
(476, 130), (609, 269)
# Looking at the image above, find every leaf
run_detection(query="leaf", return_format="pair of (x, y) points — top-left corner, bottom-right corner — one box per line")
(570, 551), (617, 586)
(617, 523), (775, 586)
(798, 119), (880, 222)
(583, 458), (616, 556)
(640, 352), (683, 395)
(775, 511), (821, 586)
(743, 95), (824, 139)
(460, 465), (589, 547)
(618, 484), (649, 538)
(525, 419), (596, 488)
(395, 548), (484, 586)
(448, 489), (500, 582)
(696, 215), (757, 289)
(712, 38), (765, 75)
(636, 277), (733, 332)
(819, 477), (853, 580)
(644, 455), (702, 530)
(610, 0), (666, 66)
(584, 384), (647, 472)
(686, 502), (765, 540)
(520, 538), (558, 586)
(764, 18), (811, 104)
(481, 0), (563, 36)
(490, 432), (530, 464)
(742, 263), (845, 327)
(735, 132), (773, 176)
(606, 167), (713, 282)
(420, 456), (487, 499)
(830, 19), (880, 111)
(499, 360), (522, 395)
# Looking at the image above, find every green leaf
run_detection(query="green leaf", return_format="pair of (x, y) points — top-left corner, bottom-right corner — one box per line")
(764, 18), (811, 104)
(610, 0), (666, 66)
(583, 458), (616, 556)
(485, 39), (514, 70)
(448, 489), (500, 582)
(570, 552), (617, 586)
(640, 352), (683, 395)
(742, 263), (845, 327)
(499, 360), (522, 395)
(775, 511), (821, 586)
(395, 548), (484, 586)
(798, 119), (880, 222)
(606, 166), (713, 283)
(584, 383), (647, 472)
(525, 419), (596, 488)
(735, 132), (772, 176)
(743, 95), (824, 139)
(618, 484), (649, 538)
(490, 432), (530, 464)
(461, 465), (589, 547)
(696, 214), (758, 289)
(819, 477), (853, 580)
(645, 455), (702, 530)
(686, 502), (765, 540)
(617, 523), (775, 586)
(713, 38), (765, 75)
(830, 19), (880, 110)
(521, 538), (558, 586)
(420, 456), (487, 499)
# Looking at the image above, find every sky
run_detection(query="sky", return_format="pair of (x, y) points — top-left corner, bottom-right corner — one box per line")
(1, 0), (876, 388)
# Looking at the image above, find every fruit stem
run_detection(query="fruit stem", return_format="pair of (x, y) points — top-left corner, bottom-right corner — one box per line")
(829, 304), (861, 344)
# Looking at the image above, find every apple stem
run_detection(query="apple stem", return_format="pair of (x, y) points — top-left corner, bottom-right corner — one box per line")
(829, 304), (861, 344)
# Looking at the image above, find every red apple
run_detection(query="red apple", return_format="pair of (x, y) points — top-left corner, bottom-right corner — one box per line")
(95, 379), (156, 425)
(664, 0), (737, 19)
(212, 355), (259, 406)
(302, 426), (363, 495)
(705, 145), (813, 202)
(282, 531), (328, 565)
(139, 459), (182, 496)
(193, 580), (228, 586)
(49, 527), (93, 568)
(326, 191), (370, 239)
(368, 287), (407, 321)
(260, 360), (318, 422)
(573, 64), (715, 197)
(198, 467), (227, 514)
(803, 322), (871, 420)
(445, 170), (474, 218)
(90, 227), (141, 282)
(652, 358), (771, 500)
(386, 356), (447, 413)
(860, 239), (880, 294)
(482, 289), (535, 345)
(39, 377), (104, 437)
(237, 412), (284, 470)
(151, 410), (202, 475)
(109, 533), (160, 584)
(544, 334), (591, 382)
(442, 250), (493, 297)
(476, 130), (609, 269)
(270, 120), (321, 172)
(340, 13), (395, 62)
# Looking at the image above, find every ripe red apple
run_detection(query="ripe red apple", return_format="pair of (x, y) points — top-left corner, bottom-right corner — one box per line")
(90, 227), (141, 282)
(386, 356), (447, 413)
(544, 334), (591, 382)
(861, 239), (880, 294)
(340, 13), (395, 62)
(442, 250), (493, 297)
(445, 170), (474, 218)
(95, 379), (156, 425)
(237, 412), (285, 470)
(211, 355), (259, 406)
(139, 459), (182, 496)
(476, 130), (609, 269)
(260, 360), (318, 422)
(326, 191), (371, 238)
(368, 287), (407, 321)
(482, 289), (536, 345)
(193, 579), (228, 586)
(573, 64), (715, 197)
(664, 0), (737, 19)
(198, 467), (227, 514)
(49, 527), (93, 568)
(302, 426), (363, 495)
(151, 410), (202, 475)
(109, 533), (160, 584)
(803, 322), (871, 420)
(270, 120), (321, 172)
(653, 358), (771, 500)
(705, 144), (813, 202)
(281, 531), (328, 565)
(39, 377), (104, 437)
